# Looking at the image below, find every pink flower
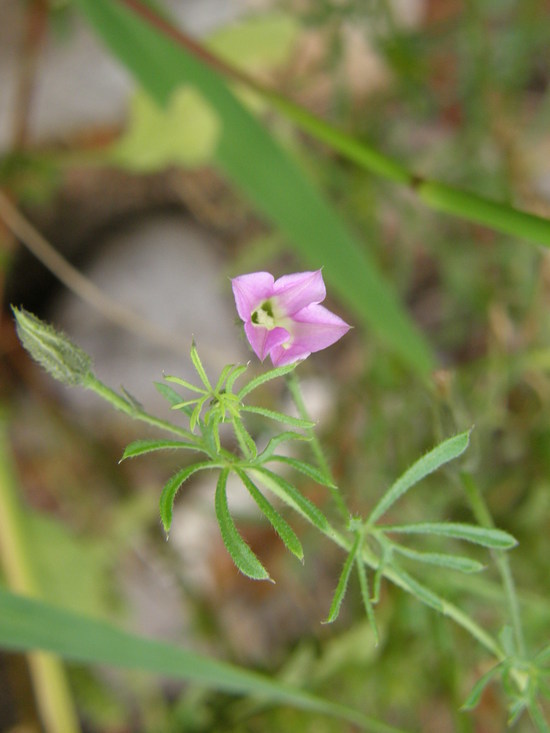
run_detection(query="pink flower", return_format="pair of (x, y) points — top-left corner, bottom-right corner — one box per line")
(231, 270), (351, 366)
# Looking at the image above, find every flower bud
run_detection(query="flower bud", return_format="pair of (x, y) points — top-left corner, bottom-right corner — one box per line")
(12, 307), (93, 386)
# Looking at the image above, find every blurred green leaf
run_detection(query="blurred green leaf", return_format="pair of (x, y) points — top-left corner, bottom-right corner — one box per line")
(112, 86), (221, 170)
(0, 589), (407, 732)
(208, 13), (299, 73)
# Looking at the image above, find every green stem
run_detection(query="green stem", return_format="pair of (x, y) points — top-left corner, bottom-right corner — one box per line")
(285, 371), (350, 520)
(0, 411), (80, 733)
(85, 375), (199, 442)
(461, 472), (526, 658)
(118, 0), (550, 246)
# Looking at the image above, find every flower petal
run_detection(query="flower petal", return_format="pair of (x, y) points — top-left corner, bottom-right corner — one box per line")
(269, 305), (350, 366)
(273, 270), (326, 315)
(244, 322), (289, 361)
(232, 272), (274, 322)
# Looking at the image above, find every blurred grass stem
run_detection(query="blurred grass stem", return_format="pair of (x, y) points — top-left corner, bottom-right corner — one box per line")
(462, 472), (526, 658)
(285, 370), (350, 520)
(118, 0), (550, 247)
(0, 413), (80, 733)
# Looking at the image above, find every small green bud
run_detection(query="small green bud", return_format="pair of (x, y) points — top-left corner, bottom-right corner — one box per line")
(12, 306), (93, 386)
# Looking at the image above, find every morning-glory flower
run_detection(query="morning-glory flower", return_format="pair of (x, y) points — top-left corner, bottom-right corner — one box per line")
(231, 270), (350, 366)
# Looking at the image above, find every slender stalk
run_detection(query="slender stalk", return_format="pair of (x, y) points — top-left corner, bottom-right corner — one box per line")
(116, 0), (550, 246)
(0, 412), (80, 733)
(461, 472), (526, 658)
(285, 371), (350, 520)
(85, 375), (199, 442)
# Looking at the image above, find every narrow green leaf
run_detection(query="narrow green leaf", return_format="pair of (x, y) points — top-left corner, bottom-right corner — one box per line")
(390, 545), (484, 574)
(215, 468), (271, 581)
(237, 469), (303, 561)
(368, 431), (471, 524)
(120, 439), (199, 461)
(155, 382), (193, 415)
(237, 363), (298, 399)
(391, 566), (444, 613)
(267, 455), (336, 488)
(252, 467), (331, 533)
(190, 341), (212, 391)
(225, 364), (249, 393)
(356, 558), (379, 644)
(214, 363), (238, 393)
(535, 643), (550, 666)
(164, 375), (207, 394)
(242, 405), (314, 429)
(462, 665), (501, 710)
(0, 589), (409, 733)
(382, 522), (517, 549)
(253, 433), (311, 465)
(232, 416), (257, 460)
(159, 462), (214, 534)
(324, 534), (360, 624)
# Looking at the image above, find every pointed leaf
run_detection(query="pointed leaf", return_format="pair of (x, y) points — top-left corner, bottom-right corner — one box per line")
(242, 405), (314, 429)
(324, 534), (360, 624)
(237, 363), (298, 399)
(390, 545), (484, 573)
(215, 469), (271, 581)
(190, 341), (212, 390)
(155, 382), (193, 415)
(232, 416), (257, 459)
(254, 431), (310, 463)
(215, 363), (240, 393)
(267, 455), (336, 488)
(237, 470), (303, 561)
(225, 364), (249, 393)
(160, 462), (215, 533)
(368, 431), (471, 524)
(391, 565), (445, 613)
(462, 665), (502, 710)
(356, 558), (379, 643)
(382, 522), (517, 549)
(121, 439), (199, 461)
(252, 467), (331, 533)
(164, 375), (207, 394)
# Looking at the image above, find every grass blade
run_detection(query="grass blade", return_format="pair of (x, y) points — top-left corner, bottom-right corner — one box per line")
(0, 589), (410, 732)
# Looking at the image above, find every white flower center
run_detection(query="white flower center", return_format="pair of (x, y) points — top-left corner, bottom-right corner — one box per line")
(251, 299), (293, 348)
